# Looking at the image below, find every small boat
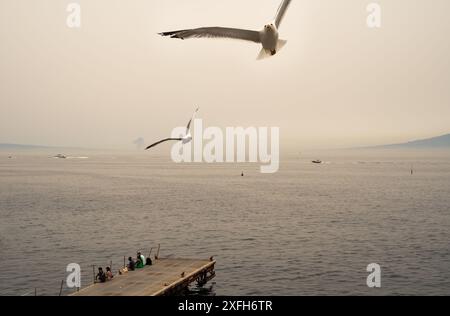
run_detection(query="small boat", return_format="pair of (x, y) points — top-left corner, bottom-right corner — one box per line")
(312, 160), (323, 164)
(54, 154), (67, 159)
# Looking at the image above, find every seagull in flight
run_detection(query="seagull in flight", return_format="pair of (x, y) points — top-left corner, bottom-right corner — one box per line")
(145, 107), (199, 150)
(159, 0), (292, 59)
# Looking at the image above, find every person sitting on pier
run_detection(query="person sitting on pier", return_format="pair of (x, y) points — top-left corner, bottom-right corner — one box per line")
(136, 257), (144, 269)
(106, 267), (114, 281)
(127, 257), (136, 271)
(135, 252), (146, 268)
(96, 267), (106, 283)
(137, 251), (145, 265)
(146, 257), (153, 266)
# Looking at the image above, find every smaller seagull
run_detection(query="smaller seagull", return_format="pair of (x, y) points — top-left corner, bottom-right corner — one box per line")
(145, 107), (199, 150)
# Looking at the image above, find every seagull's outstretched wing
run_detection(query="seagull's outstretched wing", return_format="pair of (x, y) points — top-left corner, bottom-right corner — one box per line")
(186, 107), (199, 135)
(145, 138), (182, 150)
(159, 27), (261, 43)
(275, 0), (292, 28)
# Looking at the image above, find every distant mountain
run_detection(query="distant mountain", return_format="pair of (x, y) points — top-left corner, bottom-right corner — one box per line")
(377, 134), (450, 149)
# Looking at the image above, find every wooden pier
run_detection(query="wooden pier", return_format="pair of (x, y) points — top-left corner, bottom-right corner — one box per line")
(71, 258), (216, 296)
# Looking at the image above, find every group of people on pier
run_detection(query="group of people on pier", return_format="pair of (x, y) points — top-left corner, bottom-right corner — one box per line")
(96, 251), (153, 283)
(126, 251), (153, 271)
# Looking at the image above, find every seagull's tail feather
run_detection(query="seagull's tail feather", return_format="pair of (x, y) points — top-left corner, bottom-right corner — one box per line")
(277, 39), (288, 52)
(257, 48), (272, 60)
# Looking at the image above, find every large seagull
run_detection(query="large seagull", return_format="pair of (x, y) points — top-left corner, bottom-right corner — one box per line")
(159, 0), (292, 59)
(145, 108), (199, 150)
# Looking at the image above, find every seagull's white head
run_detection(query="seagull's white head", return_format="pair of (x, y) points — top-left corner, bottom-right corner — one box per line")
(264, 23), (277, 32)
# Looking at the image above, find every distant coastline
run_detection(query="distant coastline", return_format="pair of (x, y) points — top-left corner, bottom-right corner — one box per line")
(0, 143), (54, 150)
(0, 143), (98, 152)
(2, 133), (450, 152)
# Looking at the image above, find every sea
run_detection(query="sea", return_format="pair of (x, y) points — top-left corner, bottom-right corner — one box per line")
(0, 149), (449, 296)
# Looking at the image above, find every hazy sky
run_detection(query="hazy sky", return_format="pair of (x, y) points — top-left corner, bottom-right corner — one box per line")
(0, 0), (449, 150)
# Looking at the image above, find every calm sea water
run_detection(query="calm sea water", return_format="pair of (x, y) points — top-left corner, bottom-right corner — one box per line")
(0, 150), (449, 296)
